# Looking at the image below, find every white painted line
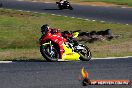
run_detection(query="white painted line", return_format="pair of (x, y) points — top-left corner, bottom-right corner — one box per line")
(51, 14), (56, 15)
(100, 21), (105, 23)
(64, 16), (68, 17)
(34, 12), (39, 13)
(17, 0), (24, 1)
(3, 9), (108, 24)
(26, 11), (31, 12)
(58, 59), (70, 61)
(0, 56), (131, 63)
(57, 15), (61, 16)
(71, 17), (75, 18)
(45, 2), (52, 3)
(18, 10), (23, 12)
(0, 61), (13, 63)
(85, 19), (89, 21)
(6, 9), (12, 11)
(32, 1), (37, 2)
(92, 56), (132, 60)
(77, 18), (83, 20)
(121, 7), (127, 8)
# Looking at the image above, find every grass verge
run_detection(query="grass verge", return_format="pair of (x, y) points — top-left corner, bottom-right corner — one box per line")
(0, 8), (132, 61)
(81, 0), (132, 6)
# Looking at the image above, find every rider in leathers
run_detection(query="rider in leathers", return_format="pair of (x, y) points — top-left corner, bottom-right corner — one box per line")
(59, 0), (68, 4)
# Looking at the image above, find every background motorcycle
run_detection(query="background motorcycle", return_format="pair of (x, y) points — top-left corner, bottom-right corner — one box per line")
(56, 1), (73, 10)
(39, 25), (91, 62)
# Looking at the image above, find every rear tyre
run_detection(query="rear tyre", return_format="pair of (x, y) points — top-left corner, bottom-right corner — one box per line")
(40, 44), (59, 62)
(79, 45), (92, 61)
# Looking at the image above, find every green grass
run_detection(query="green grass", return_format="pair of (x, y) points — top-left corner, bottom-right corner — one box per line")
(0, 8), (132, 61)
(81, 0), (132, 6)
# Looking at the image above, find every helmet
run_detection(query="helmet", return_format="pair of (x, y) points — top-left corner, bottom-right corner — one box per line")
(41, 24), (49, 34)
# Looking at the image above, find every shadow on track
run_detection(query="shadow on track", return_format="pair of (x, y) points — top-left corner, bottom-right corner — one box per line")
(12, 59), (46, 62)
(44, 8), (61, 10)
(10, 59), (80, 63)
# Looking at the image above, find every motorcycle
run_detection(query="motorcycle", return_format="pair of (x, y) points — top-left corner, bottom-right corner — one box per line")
(56, 1), (73, 10)
(39, 25), (91, 62)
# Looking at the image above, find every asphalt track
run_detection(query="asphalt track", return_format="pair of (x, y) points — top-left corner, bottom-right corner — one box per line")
(1, 0), (132, 24)
(0, 58), (131, 88)
(0, 1), (132, 88)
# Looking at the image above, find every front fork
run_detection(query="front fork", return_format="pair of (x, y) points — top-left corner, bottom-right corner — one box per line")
(49, 41), (53, 52)
(74, 44), (84, 52)
(42, 41), (54, 55)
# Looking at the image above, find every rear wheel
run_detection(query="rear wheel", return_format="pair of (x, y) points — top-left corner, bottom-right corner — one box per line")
(78, 45), (91, 61)
(40, 43), (59, 62)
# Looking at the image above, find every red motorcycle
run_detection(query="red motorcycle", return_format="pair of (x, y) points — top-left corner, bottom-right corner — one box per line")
(39, 24), (91, 62)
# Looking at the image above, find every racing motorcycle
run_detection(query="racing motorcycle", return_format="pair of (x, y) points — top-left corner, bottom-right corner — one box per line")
(39, 25), (91, 62)
(56, 1), (73, 10)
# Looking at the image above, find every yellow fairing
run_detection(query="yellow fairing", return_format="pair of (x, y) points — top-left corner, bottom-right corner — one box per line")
(73, 32), (79, 38)
(62, 44), (80, 60)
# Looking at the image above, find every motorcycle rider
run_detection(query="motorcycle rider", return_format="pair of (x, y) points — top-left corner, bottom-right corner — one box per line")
(41, 24), (50, 34)
(59, 0), (68, 4)
(41, 24), (78, 46)
(57, 0), (73, 10)
(40, 25), (91, 61)
(41, 24), (61, 36)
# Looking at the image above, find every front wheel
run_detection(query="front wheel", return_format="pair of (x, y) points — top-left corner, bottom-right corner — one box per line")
(78, 45), (92, 61)
(40, 43), (59, 62)
(69, 6), (73, 10)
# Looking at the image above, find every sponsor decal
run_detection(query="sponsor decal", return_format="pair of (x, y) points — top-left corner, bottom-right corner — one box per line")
(79, 67), (131, 86)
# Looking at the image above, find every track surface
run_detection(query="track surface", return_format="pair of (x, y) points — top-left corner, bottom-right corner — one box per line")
(1, 0), (132, 24)
(0, 1), (132, 88)
(0, 58), (131, 88)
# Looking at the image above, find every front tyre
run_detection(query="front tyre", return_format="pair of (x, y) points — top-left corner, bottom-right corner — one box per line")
(40, 44), (59, 62)
(79, 45), (92, 61)
(69, 6), (73, 10)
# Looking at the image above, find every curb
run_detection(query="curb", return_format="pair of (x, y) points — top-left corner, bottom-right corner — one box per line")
(92, 56), (132, 60)
(0, 61), (13, 63)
